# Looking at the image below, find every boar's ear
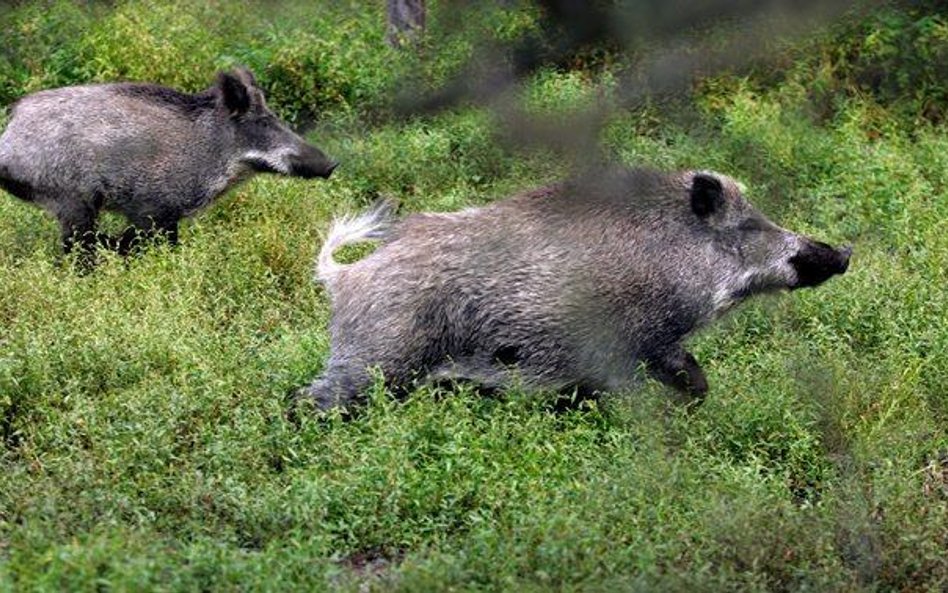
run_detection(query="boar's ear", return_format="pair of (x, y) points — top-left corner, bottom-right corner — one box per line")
(690, 173), (724, 218)
(217, 71), (251, 117)
(235, 66), (258, 88)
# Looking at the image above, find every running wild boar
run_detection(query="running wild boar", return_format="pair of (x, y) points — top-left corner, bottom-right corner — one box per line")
(301, 166), (851, 410)
(0, 67), (337, 259)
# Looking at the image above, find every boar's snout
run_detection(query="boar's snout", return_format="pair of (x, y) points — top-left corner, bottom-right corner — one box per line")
(789, 239), (851, 289)
(289, 144), (338, 179)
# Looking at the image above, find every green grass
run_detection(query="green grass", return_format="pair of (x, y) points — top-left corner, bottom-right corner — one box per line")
(1, 1), (947, 591)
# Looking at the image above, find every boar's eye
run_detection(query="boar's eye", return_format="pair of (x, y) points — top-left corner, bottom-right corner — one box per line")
(262, 113), (285, 127)
(245, 114), (279, 129)
(738, 218), (768, 232)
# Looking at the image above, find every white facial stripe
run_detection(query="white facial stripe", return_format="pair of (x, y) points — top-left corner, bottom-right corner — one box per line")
(242, 148), (295, 175)
(712, 268), (754, 314)
(710, 231), (803, 316)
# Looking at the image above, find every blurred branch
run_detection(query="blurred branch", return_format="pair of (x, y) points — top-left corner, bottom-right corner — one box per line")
(393, 0), (878, 157)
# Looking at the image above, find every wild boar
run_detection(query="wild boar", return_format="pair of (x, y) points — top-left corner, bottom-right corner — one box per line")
(301, 166), (851, 410)
(0, 67), (337, 259)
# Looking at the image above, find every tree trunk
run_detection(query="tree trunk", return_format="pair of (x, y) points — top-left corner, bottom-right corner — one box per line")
(386, 0), (426, 48)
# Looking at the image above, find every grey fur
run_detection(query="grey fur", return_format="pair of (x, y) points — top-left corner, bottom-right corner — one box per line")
(302, 166), (851, 410)
(0, 67), (337, 259)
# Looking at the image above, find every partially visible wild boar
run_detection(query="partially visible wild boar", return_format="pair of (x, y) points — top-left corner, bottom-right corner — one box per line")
(302, 166), (851, 410)
(0, 67), (337, 259)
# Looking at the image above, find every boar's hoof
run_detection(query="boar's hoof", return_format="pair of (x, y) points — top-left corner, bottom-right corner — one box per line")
(284, 385), (346, 426)
(292, 380), (356, 413)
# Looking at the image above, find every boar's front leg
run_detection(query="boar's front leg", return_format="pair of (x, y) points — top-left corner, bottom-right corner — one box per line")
(646, 346), (708, 403)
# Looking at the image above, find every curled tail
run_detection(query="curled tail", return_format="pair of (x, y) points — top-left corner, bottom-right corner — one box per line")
(316, 199), (396, 287)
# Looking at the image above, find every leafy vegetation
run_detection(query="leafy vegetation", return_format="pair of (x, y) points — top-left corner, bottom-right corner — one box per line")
(1, 1), (946, 590)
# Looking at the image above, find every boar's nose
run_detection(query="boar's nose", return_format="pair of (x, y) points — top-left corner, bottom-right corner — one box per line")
(288, 145), (338, 179)
(838, 244), (853, 273)
(789, 240), (852, 290)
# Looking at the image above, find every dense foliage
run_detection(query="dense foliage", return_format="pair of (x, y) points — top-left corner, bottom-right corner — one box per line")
(0, 1), (945, 590)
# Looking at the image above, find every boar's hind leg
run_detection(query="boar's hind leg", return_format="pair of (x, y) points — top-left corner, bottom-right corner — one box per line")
(296, 364), (371, 412)
(53, 198), (99, 262)
(647, 347), (708, 403)
(115, 215), (180, 255)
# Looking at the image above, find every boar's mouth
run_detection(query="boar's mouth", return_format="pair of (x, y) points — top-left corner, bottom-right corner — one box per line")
(789, 241), (852, 289)
(245, 157), (284, 176)
(244, 152), (338, 179)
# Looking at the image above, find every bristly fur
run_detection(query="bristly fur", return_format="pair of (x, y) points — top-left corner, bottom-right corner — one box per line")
(298, 165), (851, 412)
(0, 167), (33, 201)
(112, 83), (218, 119)
(317, 199), (397, 287)
(0, 67), (337, 260)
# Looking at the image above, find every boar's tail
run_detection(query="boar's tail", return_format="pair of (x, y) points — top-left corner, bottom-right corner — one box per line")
(316, 199), (396, 287)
